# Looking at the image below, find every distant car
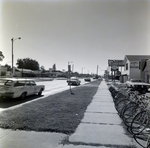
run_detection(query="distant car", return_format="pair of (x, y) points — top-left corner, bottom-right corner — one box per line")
(67, 77), (81, 86)
(84, 78), (91, 82)
(126, 79), (150, 93)
(93, 75), (99, 79)
(0, 78), (45, 99)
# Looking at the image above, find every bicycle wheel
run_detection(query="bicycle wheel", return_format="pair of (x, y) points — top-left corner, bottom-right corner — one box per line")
(123, 103), (143, 128)
(134, 133), (150, 148)
(119, 101), (134, 118)
(131, 111), (149, 135)
(119, 102), (130, 118)
(114, 96), (126, 106)
(114, 92), (124, 103)
(115, 99), (129, 116)
(122, 103), (138, 127)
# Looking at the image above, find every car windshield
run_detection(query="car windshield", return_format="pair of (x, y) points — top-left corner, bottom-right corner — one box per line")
(71, 77), (78, 80)
(131, 79), (142, 82)
(0, 79), (13, 86)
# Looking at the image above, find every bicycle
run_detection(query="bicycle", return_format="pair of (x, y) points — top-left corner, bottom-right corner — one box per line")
(122, 94), (148, 128)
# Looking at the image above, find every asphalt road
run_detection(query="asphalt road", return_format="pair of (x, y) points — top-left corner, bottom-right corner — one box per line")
(36, 78), (91, 96)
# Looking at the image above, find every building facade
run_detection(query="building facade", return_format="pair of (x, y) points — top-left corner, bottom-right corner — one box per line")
(144, 59), (150, 83)
(0, 65), (7, 77)
(121, 55), (150, 83)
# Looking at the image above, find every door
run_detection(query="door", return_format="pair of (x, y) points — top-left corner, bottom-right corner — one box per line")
(26, 81), (35, 95)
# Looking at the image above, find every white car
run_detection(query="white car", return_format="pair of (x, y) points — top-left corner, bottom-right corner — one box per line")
(0, 78), (45, 99)
(126, 79), (150, 93)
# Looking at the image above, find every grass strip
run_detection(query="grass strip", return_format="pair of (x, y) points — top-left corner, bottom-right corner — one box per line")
(0, 80), (101, 134)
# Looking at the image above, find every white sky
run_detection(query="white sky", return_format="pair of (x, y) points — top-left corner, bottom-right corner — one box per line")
(0, 0), (150, 75)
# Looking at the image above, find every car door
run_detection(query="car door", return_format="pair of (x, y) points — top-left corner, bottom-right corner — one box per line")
(26, 81), (33, 95)
(13, 80), (26, 98)
(30, 81), (36, 94)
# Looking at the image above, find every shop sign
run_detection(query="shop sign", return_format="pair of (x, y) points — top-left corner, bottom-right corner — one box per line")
(108, 60), (124, 67)
(111, 66), (118, 71)
(130, 61), (139, 68)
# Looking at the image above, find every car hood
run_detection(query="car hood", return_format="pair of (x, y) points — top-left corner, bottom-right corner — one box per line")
(126, 81), (150, 86)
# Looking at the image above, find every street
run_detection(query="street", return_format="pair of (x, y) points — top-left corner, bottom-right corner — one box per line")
(36, 78), (92, 95)
(0, 78), (93, 111)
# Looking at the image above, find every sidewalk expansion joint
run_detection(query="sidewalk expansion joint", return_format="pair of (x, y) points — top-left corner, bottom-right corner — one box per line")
(86, 111), (117, 114)
(81, 122), (121, 126)
(61, 139), (137, 148)
(92, 101), (114, 102)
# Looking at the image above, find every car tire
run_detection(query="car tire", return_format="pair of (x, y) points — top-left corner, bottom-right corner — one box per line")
(38, 89), (43, 96)
(20, 92), (26, 99)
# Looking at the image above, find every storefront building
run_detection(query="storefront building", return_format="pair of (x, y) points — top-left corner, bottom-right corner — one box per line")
(144, 59), (150, 83)
(0, 65), (7, 77)
(121, 55), (150, 83)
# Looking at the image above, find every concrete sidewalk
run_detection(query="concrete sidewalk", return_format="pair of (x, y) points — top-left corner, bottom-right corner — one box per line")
(60, 81), (140, 148)
(0, 129), (66, 148)
(0, 81), (141, 148)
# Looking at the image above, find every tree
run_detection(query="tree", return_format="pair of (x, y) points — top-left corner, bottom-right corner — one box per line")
(52, 64), (56, 71)
(40, 65), (45, 73)
(0, 51), (4, 61)
(4, 64), (11, 71)
(1, 71), (6, 76)
(16, 58), (39, 70)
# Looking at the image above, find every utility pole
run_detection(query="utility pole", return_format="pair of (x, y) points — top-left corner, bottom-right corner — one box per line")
(11, 37), (21, 77)
(96, 65), (99, 79)
(72, 64), (74, 73)
(11, 38), (14, 76)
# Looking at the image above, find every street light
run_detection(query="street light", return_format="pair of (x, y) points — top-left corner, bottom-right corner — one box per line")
(11, 37), (21, 76)
(81, 67), (85, 74)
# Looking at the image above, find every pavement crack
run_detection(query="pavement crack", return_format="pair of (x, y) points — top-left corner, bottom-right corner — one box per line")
(0, 130), (12, 139)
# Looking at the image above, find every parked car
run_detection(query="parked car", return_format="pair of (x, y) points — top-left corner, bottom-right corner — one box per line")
(84, 77), (91, 82)
(0, 78), (45, 99)
(67, 77), (81, 86)
(126, 79), (150, 93)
